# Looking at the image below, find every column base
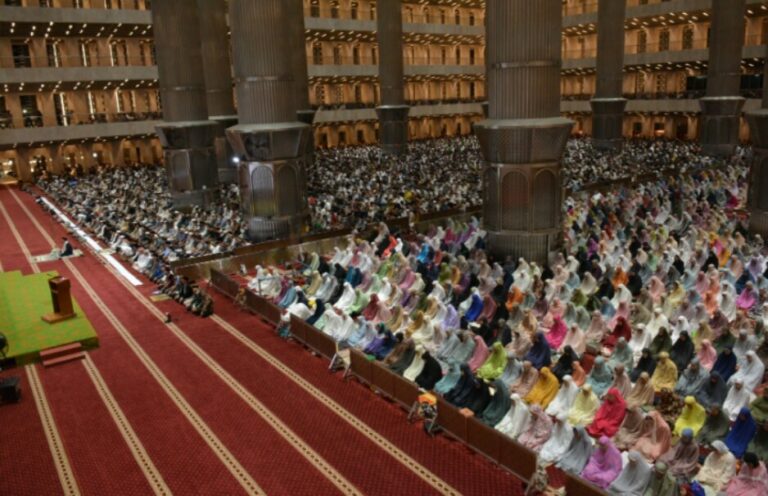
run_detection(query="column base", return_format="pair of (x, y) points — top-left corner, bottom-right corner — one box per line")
(226, 122), (312, 241)
(156, 120), (220, 205)
(590, 98), (626, 151)
(170, 189), (219, 210)
(245, 213), (308, 242)
(474, 117), (573, 263)
(211, 116), (239, 184)
(376, 105), (410, 156)
(486, 230), (562, 266)
(699, 96), (745, 157)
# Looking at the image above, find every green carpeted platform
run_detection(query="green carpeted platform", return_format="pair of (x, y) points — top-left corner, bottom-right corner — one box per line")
(0, 270), (98, 364)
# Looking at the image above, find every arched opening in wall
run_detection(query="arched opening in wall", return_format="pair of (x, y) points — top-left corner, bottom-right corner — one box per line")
(454, 9), (460, 25)
(441, 46), (447, 64)
(469, 48), (475, 65)
(675, 117), (689, 140)
(405, 6), (413, 23)
(762, 18), (768, 45)
(683, 26), (694, 50)
(250, 166), (275, 216)
(333, 45), (342, 65)
(339, 130), (347, 146)
(469, 81), (476, 100)
(312, 43), (322, 65)
(439, 9), (446, 24)
(353, 45), (360, 64)
(637, 30), (647, 54)
(502, 171), (528, 230)
(330, 1), (339, 19)
(455, 46), (461, 65)
(277, 165), (298, 216)
(632, 121), (643, 137)
(659, 28), (670, 51)
(532, 170), (556, 230)
(310, 0), (320, 17)
(357, 129), (365, 144)
(456, 122), (463, 135)
(351, 1), (359, 20)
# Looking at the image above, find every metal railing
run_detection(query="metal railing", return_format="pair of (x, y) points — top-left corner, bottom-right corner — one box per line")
(562, 1), (598, 17)
(562, 48), (597, 60)
(0, 54), (155, 70)
(0, 110), (161, 129)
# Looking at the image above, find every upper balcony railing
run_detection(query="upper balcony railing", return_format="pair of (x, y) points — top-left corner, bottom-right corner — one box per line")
(305, 6), (376, 21)
(403, 12), (483, 27)
(560, 88), (764, 101)
(0, 110), (161, 129)
(309, 55), (482, 66)
(0, 54), (155, 70)
(624, 38), (709, 55)
(562, 47), (598, 60)
(562, 1), (598, 17)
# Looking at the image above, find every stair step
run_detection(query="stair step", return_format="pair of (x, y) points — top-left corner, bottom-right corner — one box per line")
(39, 342), (83, 360)
(42, 352), (85, 368)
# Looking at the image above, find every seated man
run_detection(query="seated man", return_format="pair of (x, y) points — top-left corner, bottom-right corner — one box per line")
(60, 237), (74, 257)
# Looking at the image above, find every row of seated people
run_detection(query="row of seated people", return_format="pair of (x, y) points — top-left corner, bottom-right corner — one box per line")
(245, 155), (768, 495)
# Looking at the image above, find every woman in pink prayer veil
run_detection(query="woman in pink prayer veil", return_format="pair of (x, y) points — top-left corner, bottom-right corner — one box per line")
(580, 436), (623, 489)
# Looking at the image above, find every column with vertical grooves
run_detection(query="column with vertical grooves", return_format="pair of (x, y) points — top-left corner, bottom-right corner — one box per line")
(590, 0), (627, 150)
(197, 0), (238, 184)
(475, 0), (573, 264)
(286, 0), (316, 164)
(152, 0), (219, 208)
(745, 49), (768, 238)
(375, 0), (409, 156)
(226, 0), (310, 241)
(699, 0), (746, 156)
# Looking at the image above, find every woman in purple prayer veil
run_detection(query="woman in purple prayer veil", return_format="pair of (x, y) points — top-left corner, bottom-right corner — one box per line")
(581, 436), (623, 489)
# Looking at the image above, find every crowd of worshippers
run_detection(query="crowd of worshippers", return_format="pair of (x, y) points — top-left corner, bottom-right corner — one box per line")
(36, 163), (248, 261)
(33, 137), (726, 265)
(246, 155), (768, 495)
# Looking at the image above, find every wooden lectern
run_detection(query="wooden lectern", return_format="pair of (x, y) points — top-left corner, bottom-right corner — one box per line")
(42, 276), (76, 324)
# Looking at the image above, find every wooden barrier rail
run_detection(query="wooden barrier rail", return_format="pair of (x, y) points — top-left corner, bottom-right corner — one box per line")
(244, 291), (281, 326)
(210, 268), (240, 299)
(290, 316), (337, 360)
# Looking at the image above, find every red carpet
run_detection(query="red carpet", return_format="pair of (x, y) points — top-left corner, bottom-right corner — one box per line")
(0, 186), (526, 495)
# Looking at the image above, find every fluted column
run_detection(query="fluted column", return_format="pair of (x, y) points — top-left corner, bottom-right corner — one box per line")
(699, 0), (746, 156)
(376, 0), (409, 156)
(745, 52), (768, 238)
(197, 0), (238, 184)
(475, 0), (573, 264)
(152, 0), (219, 208)
(590, 0), (626, 150)
(14, 149), (32, 182)
(226, 0), (311, 241)
(287, 0), (315, 162)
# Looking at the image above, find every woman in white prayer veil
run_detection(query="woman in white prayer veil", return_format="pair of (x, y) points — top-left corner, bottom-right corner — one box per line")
(720, 292), (737, 322)
(428, 281), (445, 301)
(695, 440), (736, 495)
(579, 272), (598, 296)
(496, 394), (531, 439)
(315, 274), (338, 302)
(513, 269), (532, 293)
(611, 284), (633, 309)
(539, 413), (574, 463)
(335, 282), (356, 312)
(376, 277), (393, 300)
(607, 451), (652, 496)
(403, 345), (426, 381)
(546, 375), (579, 418)
(566, 255), (580, 274)
(671, 316), (690, 342)
(287, 301), (313, 320)
(645, 308), (669, 339)
(729, 351), (765, 391)
(722, 380), (755, 421)
(628, 324), (653, 363)
(329, 247), (344, 266)
(513, 258), (530, 281)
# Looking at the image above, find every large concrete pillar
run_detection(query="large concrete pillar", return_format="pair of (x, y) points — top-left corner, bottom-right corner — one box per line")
(286, 0), (316, 161)
(14, 149), (32, 183)
(226, 0), (311, 241)
(475, 0), (573, 264)
(376, 0), (409, 156)
(699, 0), (746, 156)
(745, 56), (768, 238)
(197, 0), (238, 185)
(590, 0), (627, 150)
(152, 0), (219, 208)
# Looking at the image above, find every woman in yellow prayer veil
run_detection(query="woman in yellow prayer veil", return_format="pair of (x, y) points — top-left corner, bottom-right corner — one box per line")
(525, 367), (560, 409)
(477, 342), (508, 381)
(651, 352), (678, 392)
(673, 396), (707, 436)
(567, 384), (600, 427)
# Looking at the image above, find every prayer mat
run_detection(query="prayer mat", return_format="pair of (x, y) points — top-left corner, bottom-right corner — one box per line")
(32, 250), (83, 263)
(150, 294), (171, 302)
